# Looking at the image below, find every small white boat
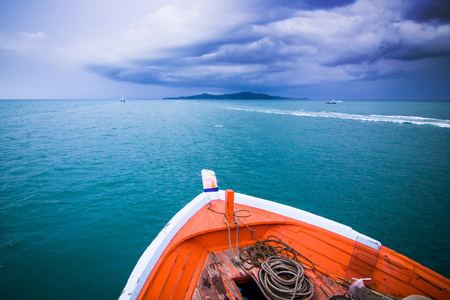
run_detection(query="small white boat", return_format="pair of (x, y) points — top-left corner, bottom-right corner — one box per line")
(121, 97), (126, 103)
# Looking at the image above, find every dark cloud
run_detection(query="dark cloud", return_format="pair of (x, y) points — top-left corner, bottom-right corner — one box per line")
(325, 39), (450, 66)
(406, 0), (450, 23)
(322, 44), (393, 67)
(260, 0), (356, 10)
(235, 0), (357, 26)
(386, 44), (450, 61)
(303, 0), (356, 9)
(200, 39), (300, 65)
(87, 56), (289, 90)
(84, 0), (450, 94)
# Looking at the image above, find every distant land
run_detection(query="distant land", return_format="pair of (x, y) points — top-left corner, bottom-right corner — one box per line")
(164, 91), (308, 100)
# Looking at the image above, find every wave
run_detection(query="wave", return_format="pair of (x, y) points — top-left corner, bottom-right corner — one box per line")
(222, 106), (450, 128)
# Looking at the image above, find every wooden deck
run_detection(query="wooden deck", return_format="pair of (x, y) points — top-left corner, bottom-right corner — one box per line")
(193, 248), (350, 300)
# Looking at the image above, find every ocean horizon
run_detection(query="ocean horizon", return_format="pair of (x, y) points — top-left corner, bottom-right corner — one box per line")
(1, 99), (449, 299)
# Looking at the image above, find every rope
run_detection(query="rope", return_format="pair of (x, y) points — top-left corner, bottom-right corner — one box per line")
(223, 215), (240, 258)
(207, 202), (315, 300)
(208, 201), (253, 258)
(207, 201), (252, 218)
(240, 235), (315, 271)
(240, 236), (315, 300)
(259, 256), (314, 300)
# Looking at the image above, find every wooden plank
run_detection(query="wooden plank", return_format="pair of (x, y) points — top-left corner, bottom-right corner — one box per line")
(196, 267), (220, 300)
(304, 270), (349, 300)
(175, 242), (207, 299)
(207, 266), (229, 299)
(194, 249), (247, 300)
(158, 241), (195, 299)
(215, 249), (245, 278)
(143, 244), (185, 298)
(346, 240), (379, 281)
(184, 249), (209, 300)
(192, 288), (203, 300)
(194, 247), (358, 300)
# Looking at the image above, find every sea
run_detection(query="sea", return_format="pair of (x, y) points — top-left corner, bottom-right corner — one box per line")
(1, 99), (449, 299)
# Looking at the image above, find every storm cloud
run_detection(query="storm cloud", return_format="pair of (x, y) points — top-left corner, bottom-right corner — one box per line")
(1, 0), (449, 99)
(82, 0), (450, 93)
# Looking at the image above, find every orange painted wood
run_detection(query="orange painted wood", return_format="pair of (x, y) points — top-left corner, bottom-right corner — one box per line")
(225, 189), (235, 224)
(137, 199), (450, 300)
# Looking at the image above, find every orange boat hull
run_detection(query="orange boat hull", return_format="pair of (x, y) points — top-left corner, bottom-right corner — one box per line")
(120, 190), (449, 300)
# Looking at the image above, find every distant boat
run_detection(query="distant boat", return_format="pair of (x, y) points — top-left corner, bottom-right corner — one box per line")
(325, 99), (337, 104)
(118, 170), (450, 300)
(120, 97), (125, 103)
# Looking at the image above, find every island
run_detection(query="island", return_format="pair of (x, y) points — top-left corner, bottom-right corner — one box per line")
(164, 91), (307, 100)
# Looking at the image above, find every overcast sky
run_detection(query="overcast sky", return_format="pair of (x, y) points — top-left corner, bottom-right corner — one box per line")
(1, 0), (449, 100)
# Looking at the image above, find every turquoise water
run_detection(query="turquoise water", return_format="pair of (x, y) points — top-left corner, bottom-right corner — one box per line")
(1, 99), (449, 299)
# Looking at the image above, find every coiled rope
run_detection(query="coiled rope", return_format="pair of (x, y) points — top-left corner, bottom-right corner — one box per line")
(207, 203), (315, 300)
(259, 256), (314, 300)
(240, 236), (315, 300)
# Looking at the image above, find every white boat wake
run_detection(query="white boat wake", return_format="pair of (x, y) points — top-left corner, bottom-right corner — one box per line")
(222, 106), (450, 128)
